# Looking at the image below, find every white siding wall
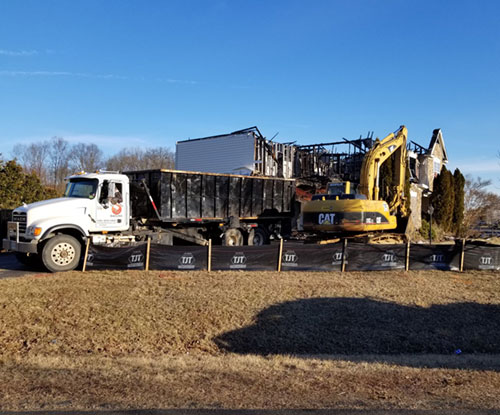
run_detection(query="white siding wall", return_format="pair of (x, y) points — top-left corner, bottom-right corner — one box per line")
(176, 133), (255, 175)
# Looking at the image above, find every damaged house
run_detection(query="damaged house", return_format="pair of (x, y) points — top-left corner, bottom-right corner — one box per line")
(175, 126), (373, 198)
(407, 128), (449, 229)
(175, 126), (449, 230)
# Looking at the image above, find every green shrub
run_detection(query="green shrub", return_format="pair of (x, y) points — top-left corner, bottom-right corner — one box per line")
(419, 219), (437, 241)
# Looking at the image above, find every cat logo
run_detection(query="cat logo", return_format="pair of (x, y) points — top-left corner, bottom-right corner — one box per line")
(318, 213), (335, 225)
(178, 252), (196, 269)
(128, 251), (144, 268)
(230, 252), (247, 269)
(282, 250), (298, 267)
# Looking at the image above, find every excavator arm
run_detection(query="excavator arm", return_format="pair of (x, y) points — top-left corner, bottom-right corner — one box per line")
(358, 125), (408, 215)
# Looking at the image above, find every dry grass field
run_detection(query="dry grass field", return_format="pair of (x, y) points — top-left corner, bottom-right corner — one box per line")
(0, 268), (499, 411)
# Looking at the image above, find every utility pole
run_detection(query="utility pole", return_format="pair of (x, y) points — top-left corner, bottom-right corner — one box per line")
(428, 205), (434, 245)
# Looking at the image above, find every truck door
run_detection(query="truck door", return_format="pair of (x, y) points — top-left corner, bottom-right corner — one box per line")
(95, 180), (128, 231)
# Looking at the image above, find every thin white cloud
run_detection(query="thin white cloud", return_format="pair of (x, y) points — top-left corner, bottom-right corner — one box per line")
(0, 70), (128, 80)
(0, 70), (198, 84)
(0, 49), (39, 56)
(155, 77), (197, 85)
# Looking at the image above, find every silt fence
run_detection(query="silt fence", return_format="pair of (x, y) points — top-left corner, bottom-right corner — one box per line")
(82, 239), (500, 273)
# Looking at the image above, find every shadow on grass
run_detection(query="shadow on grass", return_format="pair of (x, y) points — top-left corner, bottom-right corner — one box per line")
(3, 410), (500, 415)
(214, 297), (500, 370)
(2, 410), (499, 415)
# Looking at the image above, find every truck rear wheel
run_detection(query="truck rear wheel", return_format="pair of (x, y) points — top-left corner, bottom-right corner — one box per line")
(223, 228), (243, 246)
(248, 227), (269, 246)
(41, 234), (81, 272)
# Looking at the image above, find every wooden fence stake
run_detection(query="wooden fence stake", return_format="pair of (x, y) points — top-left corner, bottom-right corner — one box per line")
(145, 237), (151, 271)
(208, 239), (212, 272)
(460, 238), (466, 272)
(341, 238), (347, 272)
(405, 240), (410, 271)
(278, 238), (284, 272)
(82, 238), (90, 272)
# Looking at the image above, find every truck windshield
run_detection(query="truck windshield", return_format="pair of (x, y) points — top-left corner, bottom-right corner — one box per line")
(64, 179), (99, 199)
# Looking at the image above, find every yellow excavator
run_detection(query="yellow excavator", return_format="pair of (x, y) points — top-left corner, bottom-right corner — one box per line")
(302, 125), (408, 233)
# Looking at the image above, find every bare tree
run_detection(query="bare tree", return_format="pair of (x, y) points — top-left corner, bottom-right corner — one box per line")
(12, 141), (50, 184)
(106, 147), (174, 171)
(48, 136), (71, 191)
(463, 175), (500, 236)
(144, 147), (175, 169)
(70, 143), (104, 173)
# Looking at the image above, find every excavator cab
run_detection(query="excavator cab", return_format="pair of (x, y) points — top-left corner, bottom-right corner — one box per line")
(311, 182), (361, 201)
(327, 182), (352, 197)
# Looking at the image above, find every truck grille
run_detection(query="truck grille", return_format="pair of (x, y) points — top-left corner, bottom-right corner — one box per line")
(12, 211), (27, 233)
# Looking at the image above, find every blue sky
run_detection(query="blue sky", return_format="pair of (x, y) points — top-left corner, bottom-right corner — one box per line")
(1, 0), (499, 190)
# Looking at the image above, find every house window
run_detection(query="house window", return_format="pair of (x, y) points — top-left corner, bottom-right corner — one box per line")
(433, 159), (441, 176)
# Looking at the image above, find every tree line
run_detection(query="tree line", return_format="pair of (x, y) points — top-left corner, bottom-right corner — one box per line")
(13, 136), (174, 192)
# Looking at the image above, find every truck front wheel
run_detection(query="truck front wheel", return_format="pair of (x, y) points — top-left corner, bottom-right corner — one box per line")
(41, 234), (81, 272)
(223, 228), (243, 246)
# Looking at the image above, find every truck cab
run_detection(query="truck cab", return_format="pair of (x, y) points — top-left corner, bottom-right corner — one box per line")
(3, 172), (130, 272)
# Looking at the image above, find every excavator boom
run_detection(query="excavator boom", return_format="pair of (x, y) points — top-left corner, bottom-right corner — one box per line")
(359, 125), (408, 215)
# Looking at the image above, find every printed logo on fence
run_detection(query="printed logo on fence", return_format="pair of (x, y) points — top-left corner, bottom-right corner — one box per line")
(230, 252), (247, 269)
(282, 250), (298, 267)
(128, 251), (144, 268)
(86, 253), (94, 266)
(381, 251), (398, 267)
(479, 255), (495, 270)
(429, 252), (445, 265)
(331, 251), (344, 265)
(178, 252), (196, 269)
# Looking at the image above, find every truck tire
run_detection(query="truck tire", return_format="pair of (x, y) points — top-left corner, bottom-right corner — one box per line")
(41, 234), (81, 272)
(223, 228), (243, 246)
(248, 227), (269, 246)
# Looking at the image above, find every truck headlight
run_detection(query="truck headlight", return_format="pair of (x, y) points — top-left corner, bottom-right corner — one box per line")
(27, 226), (42, 236)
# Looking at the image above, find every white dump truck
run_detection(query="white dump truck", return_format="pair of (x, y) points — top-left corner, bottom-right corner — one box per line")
(3, 169), (296, 272)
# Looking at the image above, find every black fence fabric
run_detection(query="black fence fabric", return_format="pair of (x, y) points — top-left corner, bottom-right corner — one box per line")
(82, 240), (500, 273)
(281, 242), (344, 271)
(409, 244), (460, 271)
(86, 243), (147, 270)
(463, 243), (500, 271)
(211, 245), (279, 271)
(346, 243), (406, 271)
(149, 244), (208, 271)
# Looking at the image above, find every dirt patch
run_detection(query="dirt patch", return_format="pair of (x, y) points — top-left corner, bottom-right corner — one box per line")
(0, 269), (499, 410)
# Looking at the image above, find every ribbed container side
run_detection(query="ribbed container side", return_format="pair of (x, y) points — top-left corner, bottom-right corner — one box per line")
(175, 133), (255, 175)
